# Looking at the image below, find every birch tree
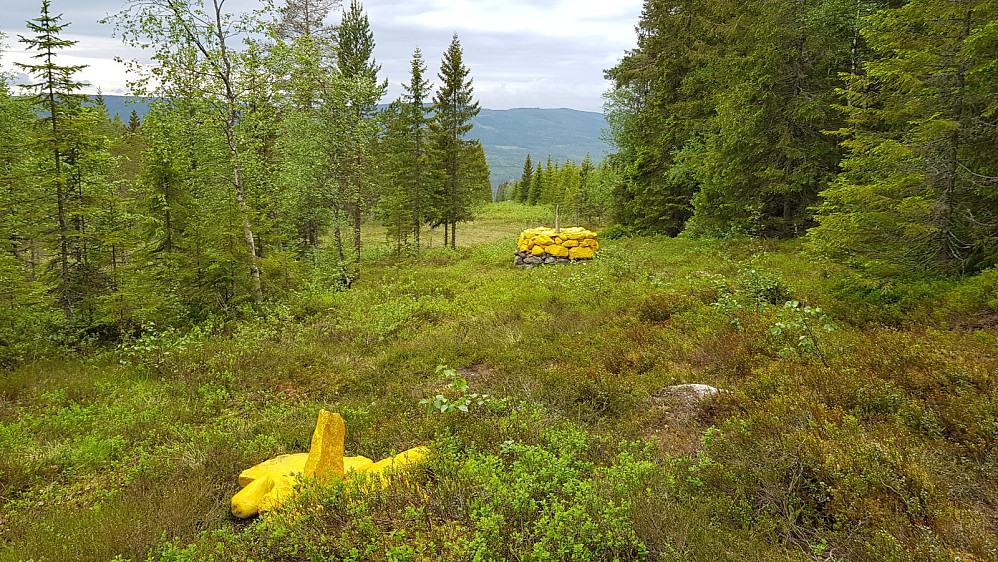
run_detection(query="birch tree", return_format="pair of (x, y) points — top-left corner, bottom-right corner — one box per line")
(107, 0), (269, 302)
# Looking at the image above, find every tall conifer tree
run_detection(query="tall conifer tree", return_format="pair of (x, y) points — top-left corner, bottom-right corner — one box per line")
(516, 154), (533, 203)
(17, 0), (89, 319)
(335, 0), (387, 263)
(431, 33), (480, 249)
(808, 0), (998, 274)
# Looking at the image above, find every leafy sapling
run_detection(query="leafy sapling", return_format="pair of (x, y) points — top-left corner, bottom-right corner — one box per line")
(419, 365), (507, 415)
(770, 301), (838, 366)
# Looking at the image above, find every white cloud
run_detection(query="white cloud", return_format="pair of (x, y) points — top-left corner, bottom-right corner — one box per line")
(1, 0), (642, 111)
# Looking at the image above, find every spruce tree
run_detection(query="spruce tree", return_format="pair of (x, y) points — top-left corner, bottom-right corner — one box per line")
(516, 154), (532, 203)
(431, 34), (480, 249)
(127, 109), (140, 133)
(376, 48), (438, 255)
(401, 47), (434, 253)
(527, 163), (543, 205)
(807, 0), (998, 274)
(16, 0), (89, 319)
(336, 0), (387, 263)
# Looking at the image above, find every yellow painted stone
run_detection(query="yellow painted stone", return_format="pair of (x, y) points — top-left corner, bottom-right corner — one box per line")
(232, 455), (373, 518)
(231, 474), (275, 518)
(530, 244), (546, 256)
(570, 246), (595, 260)
(563, 239), (579, 248)
(518, 243), (529, 253)
(259, 474), (297, 512)
(545, 244), (570, 257)
(239, 453), (308, 487)
(582, 238), (599, 248)
(553, 237), (564, 244)
(534, 234), (554, 246)
(358, 446), (431, 488)
(231, 411), (429, 519)
(345, 455), (374, 473)
(303, 410), (345, 484)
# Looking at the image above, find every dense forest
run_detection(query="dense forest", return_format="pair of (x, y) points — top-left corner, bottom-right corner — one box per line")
(1, 0), (997, 560)
(602, 0), (998, 276)
(1, 0), (491, 363)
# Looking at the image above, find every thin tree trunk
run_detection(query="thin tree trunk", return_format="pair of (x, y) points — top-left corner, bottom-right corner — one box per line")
(228, 132), (264, 303)
(332, 200), (346, 263)
(938, 9), (972, 267)
(48, 92), (72, 320)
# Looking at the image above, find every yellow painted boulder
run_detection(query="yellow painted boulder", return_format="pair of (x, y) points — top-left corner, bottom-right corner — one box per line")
(232, 474), (276, 518)
(303, 410), (345, 483)
(231, 410), (427, 519)
(545, 244), (570, 258)
(517, 226), (599, 264)
(239, 453), (308, 487)
(357, 446), (432, 488)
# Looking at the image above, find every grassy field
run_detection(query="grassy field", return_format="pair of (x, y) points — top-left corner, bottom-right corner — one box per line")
(1, 203), (996, 561)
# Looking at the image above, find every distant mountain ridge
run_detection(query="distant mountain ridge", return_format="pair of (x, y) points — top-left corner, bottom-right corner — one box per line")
(97, 96), (613, 187)
(472, 108), (611, 186)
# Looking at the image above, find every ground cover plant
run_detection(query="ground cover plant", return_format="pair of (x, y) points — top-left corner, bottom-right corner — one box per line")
(0, 203), (995, 561)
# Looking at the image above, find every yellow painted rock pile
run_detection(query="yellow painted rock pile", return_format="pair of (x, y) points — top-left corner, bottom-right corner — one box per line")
(515, 227), (599, 267)
(231, 409), (430, 518)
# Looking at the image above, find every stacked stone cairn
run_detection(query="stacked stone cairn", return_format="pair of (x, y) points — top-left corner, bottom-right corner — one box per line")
(515, 226), (599, 268)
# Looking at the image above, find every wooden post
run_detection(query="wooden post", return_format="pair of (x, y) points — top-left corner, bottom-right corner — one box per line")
(555, 204), (561, 234)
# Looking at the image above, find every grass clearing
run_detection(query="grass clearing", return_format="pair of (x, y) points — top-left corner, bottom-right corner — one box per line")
(1, 203), (996, 560)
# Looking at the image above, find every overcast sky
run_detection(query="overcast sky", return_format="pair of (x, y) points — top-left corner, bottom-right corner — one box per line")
(0, 0), (642, 113)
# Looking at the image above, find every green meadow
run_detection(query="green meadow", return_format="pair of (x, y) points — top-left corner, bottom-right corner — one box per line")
(1, 203), (995, 561)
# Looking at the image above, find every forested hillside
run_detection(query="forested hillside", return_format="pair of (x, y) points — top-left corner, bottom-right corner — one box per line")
(473, 108), (610, 185)
(95, 96), (612, 188)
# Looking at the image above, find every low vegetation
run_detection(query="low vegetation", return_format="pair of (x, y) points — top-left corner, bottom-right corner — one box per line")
(1, 203), (995, 561)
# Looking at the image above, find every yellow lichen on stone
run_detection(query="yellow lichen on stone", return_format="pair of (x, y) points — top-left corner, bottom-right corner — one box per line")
(570, 246), (595, 260)
(545, 244), (569, 257)
(303, 410), (345, 484)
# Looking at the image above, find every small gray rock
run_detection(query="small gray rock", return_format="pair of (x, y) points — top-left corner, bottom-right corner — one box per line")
(667, 384), (726, 398)
(524, 256), (543, 265)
